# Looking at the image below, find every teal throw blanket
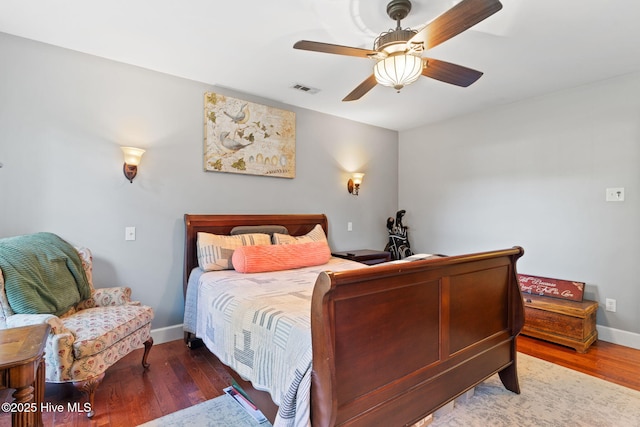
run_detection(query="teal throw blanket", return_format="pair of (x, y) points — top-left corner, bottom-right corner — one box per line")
(0, 232), (92, 316)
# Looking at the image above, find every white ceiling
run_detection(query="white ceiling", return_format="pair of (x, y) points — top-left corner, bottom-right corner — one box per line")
(1, 0), (640, 131)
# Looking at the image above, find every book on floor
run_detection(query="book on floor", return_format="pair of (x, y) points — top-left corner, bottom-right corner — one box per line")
(224, 385), (268, 423)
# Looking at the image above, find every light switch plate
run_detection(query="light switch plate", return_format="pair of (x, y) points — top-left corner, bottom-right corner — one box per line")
(125, 226), (136, 241)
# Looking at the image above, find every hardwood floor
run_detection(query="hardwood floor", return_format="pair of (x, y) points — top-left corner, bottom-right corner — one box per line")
(517, 334), (640, 392)
(1, 336), (639, 426)
(0, 339), (232, 427)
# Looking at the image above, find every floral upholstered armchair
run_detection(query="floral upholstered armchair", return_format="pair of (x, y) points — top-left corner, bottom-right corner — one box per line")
(0, 233), (154, 417)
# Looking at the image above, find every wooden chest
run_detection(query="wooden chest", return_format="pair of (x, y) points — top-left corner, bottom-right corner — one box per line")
(522, 294), (598, 353)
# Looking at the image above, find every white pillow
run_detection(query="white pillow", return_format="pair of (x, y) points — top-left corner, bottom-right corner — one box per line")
(272, 224), (327, 245)
(197, 232), (271, 271)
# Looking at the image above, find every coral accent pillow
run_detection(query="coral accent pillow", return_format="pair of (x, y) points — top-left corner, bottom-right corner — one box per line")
(232, 241), (331, 273)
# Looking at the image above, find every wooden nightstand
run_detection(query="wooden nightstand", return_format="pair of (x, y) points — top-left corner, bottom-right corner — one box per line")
(331, 249), (391, 265)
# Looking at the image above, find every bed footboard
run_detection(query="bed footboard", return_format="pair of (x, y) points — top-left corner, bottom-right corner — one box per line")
(311, 247), (525, 427)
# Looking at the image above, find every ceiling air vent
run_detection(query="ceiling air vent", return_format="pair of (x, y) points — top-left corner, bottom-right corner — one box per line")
(291, 84), (320, 94)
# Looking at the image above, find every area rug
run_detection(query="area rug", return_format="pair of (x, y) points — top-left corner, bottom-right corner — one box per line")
(431, 353), (640, 427)
(139, 353), (640, 427)
(137, 393), (272, 427)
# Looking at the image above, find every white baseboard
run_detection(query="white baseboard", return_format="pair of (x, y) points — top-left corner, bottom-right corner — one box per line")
(597, 325), (640, 350)
(150, 323), (184, 345)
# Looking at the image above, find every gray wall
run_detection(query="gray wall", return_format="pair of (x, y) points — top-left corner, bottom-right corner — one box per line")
(0, 32), (399, 331)
(399, 72), (640, 347)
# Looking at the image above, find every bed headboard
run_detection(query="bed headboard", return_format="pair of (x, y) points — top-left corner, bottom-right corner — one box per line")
(183, 214), (328, 294)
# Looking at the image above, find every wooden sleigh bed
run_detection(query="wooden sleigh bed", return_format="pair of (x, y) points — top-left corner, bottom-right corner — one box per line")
(183, 213), (525, 427)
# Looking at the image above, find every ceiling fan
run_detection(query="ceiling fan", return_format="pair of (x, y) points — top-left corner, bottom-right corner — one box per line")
(294, 0), (502, 101)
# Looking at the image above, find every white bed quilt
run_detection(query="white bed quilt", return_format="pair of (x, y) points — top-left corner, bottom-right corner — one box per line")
(193, 257), (365, 427)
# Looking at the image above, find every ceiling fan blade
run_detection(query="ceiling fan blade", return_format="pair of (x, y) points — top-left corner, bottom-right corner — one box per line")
(343, 75), (378, 102)
(410, 0), (503, 50)
(294, 40), (377, 58)
(422, 58), (483, 87)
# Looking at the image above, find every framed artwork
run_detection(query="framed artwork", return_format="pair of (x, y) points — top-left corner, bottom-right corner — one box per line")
(203, 92), (296, 178)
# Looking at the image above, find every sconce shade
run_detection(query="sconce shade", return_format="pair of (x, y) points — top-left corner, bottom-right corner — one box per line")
(348, 173), (364, 196)
(121, 146), (145, 183)
(121, 147), (145, 166)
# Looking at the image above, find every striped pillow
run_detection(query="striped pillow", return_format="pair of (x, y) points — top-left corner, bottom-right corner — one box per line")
(272, 223), (327, 245)
(232, 240), (331, 273)
(197, 232), (271, 271)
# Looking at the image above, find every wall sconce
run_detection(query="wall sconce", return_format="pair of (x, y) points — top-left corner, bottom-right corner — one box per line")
(121, 147), (145, 183)
(347, 173), (364, 196)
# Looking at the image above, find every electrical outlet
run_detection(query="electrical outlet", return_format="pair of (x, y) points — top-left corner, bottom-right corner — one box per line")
(125, 226), (136, 241)
(605, 298), (616, 312)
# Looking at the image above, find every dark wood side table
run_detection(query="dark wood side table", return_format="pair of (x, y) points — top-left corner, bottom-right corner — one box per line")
(332, 249), (391, 265)
(0, 324), (50, 427)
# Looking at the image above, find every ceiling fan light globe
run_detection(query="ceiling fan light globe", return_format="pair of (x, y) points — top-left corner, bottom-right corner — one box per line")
(374, 53), (422, 90)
